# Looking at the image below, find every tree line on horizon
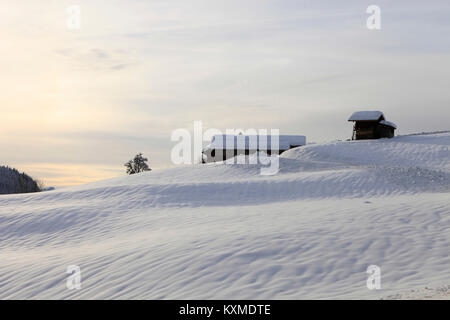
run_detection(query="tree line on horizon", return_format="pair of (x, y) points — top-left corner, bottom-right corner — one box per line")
(0, 166), (42, 195)
(0, 153), (151, 195)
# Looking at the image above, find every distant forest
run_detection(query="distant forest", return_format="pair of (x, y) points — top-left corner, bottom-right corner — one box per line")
(0, 166), (41, 195)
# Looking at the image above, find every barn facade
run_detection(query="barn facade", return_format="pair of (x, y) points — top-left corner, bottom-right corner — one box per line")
(348, 111), (397, 140)
(202, 134), (306, 163)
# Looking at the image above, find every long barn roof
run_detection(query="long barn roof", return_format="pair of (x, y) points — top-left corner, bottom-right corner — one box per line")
(204, 135), (306, 151)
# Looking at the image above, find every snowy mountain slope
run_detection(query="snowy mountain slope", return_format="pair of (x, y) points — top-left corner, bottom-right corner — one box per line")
(0, 132), (449, 299)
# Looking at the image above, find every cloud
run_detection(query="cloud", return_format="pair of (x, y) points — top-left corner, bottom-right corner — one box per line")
(110, 64), (130, 71)
(54, 47), (138, 72)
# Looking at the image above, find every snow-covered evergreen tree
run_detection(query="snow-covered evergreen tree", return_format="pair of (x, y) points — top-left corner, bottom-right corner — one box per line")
(124, 153), (151, 175)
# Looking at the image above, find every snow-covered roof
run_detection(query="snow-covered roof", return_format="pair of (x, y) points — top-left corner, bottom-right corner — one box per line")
(348, 111), (385, 122)
(204, 135), (306, 151)
(379, 120), (397, 129)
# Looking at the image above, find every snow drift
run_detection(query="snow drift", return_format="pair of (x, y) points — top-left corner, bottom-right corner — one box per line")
(0, 132), (449, 299)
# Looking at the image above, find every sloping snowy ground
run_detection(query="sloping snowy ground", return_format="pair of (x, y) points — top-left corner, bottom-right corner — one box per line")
(0, 133), (449, 299)
(382, 284), (450, 300)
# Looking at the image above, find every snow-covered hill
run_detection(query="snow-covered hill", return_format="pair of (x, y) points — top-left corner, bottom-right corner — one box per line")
(0, 132), (449, 299)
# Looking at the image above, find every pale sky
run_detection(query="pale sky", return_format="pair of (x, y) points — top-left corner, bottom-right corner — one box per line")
(1, 0), (449, 186)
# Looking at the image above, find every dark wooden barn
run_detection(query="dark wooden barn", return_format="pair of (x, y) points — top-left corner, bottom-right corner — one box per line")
(202, 135), (306, 163)
(348, 111), (397, 140)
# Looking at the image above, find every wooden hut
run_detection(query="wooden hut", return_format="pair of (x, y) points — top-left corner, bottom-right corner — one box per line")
(348, 111), (397, 140)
